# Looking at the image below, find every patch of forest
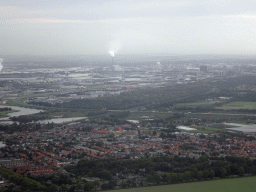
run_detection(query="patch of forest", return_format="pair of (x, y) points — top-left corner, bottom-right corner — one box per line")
(28, 76), (256, 111)
(65, 155), (256, 189)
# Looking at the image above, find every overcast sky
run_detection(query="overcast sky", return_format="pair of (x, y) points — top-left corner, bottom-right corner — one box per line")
(1, 0), (256, 55)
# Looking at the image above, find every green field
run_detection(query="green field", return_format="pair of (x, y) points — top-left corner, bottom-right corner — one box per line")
(176, 100), (256, 111)
(0, 110), (17, 118)
(112, 176), (256, 192)
(217, 102), (256, 110)
(176, 100), (223, 108)
(125, 112), (171, 121)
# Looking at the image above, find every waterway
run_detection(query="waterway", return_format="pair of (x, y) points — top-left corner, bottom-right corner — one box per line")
(0, 105), (43, 120)
(0, 105), (87, 124)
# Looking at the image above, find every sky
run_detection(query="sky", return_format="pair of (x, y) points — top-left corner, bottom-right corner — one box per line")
(1, 0), (256, 55)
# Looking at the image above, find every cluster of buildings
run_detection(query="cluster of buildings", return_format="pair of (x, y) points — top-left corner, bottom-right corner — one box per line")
(1, 55), (256, 105)
(0, 122), (256, 173)
(0, 120), (255, 190)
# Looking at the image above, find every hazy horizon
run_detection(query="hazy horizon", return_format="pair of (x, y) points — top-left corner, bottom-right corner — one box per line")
(1, 0), (256, 56)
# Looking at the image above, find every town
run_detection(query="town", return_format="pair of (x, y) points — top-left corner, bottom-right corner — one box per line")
(0, 118), (256, 191)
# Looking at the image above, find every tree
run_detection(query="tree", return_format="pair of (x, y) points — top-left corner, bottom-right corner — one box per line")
(238, 167), (245, 176)
(220, 168), (227, 178)
(197, 171), (203, 180)
(184, 171), (191, 181)
(84, 181), (94, 191)
(93, 180), (100, 190)
(98, 170), (112, 180)
(146, 172), (160, 184)
(146, 174), (155, 183)
(51, 176), (58, 184)
(165, 173), (172, 183)
(61, 184), (67, 191)
(77, 182), (83, 190)
(203, 170), (209, 179)
(101, 181), (116, 190)
(209, 169), (215, 179)
(48, 184), (57, 192)
(68, 185), (76, 192)
(250, 165), (256, 175)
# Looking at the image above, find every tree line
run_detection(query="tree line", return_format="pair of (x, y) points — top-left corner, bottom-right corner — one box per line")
(0, 107), (11, 112)
(27, 75), (256, 112)
(65, 155), (256, 189)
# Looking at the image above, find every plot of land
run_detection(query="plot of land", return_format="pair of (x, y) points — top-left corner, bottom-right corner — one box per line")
(217, 102), (256, 110)
(176, 100), (223, 108)
(112, 176), (256, 192)
(0, 110), (17, 118)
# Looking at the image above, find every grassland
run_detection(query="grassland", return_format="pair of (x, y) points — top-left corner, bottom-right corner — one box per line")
(112, 176), (256, 192)
(176, 100), (224, 108)
(217, 102), (256, 110)
(176, 100), (256, 111)
(0, 110), (17, 118)
(3, 99), (16, 106)
(125, 112), (171, 121)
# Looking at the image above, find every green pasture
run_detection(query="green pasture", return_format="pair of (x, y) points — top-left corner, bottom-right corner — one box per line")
(126, 112), (170, 121)
(0, 110), (17, 118)
(176, 100), (256, 111)
(175, 100), (223, 108)
(186, 113), (244, 119)
(112, 176), (256, 192)
(4, 99), (16, 106)
(217, 102), (256, 110)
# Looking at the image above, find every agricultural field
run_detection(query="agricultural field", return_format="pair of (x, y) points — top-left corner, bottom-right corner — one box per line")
(126, 112), (171, 121)
(217, 102), (256, 110)
(176, 100), (224, 108)
(112, 176), (256, 192)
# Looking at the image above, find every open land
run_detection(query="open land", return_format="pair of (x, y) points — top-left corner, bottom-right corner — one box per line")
(111, 176), (256, 192)
(217, 102), (256, 110)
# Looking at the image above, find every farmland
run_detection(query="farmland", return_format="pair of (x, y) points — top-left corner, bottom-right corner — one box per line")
(176, 100), (224, 108)
(112, 176), (256, 192)
(217, 102), (256, 110)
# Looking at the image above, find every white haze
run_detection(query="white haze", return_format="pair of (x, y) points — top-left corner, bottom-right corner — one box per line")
(1, 1), (256, 55)
(108, 51), (115, 57)
(0, 58), (3, 72)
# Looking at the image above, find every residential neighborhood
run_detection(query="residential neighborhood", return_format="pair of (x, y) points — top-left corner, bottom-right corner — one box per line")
(0, 120), (256, 191)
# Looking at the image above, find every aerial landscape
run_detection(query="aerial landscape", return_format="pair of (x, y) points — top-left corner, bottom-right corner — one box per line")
(1, 0), (256, 192)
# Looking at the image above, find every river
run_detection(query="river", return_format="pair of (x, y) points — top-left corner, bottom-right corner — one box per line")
(0, 105), (43, 120)
(0, 105), (87, 124)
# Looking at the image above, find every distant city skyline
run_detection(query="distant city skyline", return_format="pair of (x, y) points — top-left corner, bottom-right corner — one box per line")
(1, 0), (256, 55)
